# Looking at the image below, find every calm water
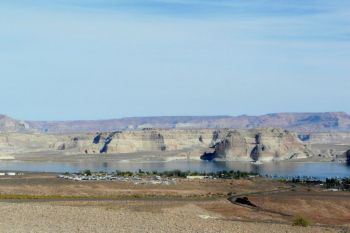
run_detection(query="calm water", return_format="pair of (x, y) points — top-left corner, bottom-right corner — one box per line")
(0, 159), (349, 179)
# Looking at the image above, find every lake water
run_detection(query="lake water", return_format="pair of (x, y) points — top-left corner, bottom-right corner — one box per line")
(0, 159), (349, 179)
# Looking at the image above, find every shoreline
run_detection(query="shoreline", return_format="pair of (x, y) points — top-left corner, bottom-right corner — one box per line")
(0, 171), (348, 231)
(0, 152), (348, 179)
(9, 151), (347, 163)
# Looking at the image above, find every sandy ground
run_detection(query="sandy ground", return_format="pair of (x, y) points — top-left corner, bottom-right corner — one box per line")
(0, 174), (349, 232)
(0, 202), (345, 233)
(0, 173), (277, 197)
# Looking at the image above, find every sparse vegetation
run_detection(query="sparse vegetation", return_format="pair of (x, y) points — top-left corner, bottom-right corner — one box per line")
(324, 178), (350, 190)
(0, 193), (216, 200)
(111, 169), (258, 179)
(284, 177), (350, 191)
(83, 169), (92, 176)
(292, 216), (310, 227)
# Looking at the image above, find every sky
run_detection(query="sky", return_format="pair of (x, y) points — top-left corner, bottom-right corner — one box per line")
(0, 0), (349, 120)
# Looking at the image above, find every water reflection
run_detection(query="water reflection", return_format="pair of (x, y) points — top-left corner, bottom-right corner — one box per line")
(0, 159), (349, 179)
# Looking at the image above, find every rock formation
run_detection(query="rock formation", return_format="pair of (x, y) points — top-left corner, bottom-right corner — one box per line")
(335, 149), (350, 162)
(298, 132), (350, 160)
(347, 150), (350, 161)
(0, 115), (30, 133)
(1, 128), (349, 162)
(210, 128), (312, 161)
(86, 129), (212, 154)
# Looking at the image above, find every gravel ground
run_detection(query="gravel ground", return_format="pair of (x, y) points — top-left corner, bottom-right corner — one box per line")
(0, 202), (345, 233)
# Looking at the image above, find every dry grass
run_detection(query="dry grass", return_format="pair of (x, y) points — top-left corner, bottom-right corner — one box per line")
(0, 174), (349, 227)
(292, 216), (311, 227)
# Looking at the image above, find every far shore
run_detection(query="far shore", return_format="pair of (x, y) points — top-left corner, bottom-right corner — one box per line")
(8, 150), (345, 163)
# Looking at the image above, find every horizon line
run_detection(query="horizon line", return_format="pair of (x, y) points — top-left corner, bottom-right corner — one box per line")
(1, 111), (348, 122)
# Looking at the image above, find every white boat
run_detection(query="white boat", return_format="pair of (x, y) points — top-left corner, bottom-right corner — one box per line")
(251, 160), (263, 165)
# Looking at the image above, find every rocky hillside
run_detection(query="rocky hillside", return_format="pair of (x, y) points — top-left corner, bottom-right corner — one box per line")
(26, 112), (350, 133)
(0, 130), (213, 155)
(0, 115), (30, 133)
(203, 128), (312, 162)
(297, 132), (350, 161)
(0, 128), (321, 162)
(299, 132), (350, 144)
(1, 112), (350, 133)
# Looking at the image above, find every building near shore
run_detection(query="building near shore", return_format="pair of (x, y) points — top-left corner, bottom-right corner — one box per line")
(186, 176), (207, 180)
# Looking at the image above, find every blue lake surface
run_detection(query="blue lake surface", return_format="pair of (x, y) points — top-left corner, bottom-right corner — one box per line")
(0, 159), (349, 179)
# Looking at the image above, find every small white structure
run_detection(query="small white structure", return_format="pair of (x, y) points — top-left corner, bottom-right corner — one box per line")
(324, 188), (339, 192)
(186, 176), (207, 180)
(0, 173), (5, 176)
(6, 172), (16, 176)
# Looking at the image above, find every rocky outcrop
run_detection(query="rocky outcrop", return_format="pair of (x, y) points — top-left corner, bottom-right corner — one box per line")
(334, 149), (350, 162)
(210, 128), (312, 161)
(298, 132), (350, 160)
(0, 133), (62, 154)
(87, 129), (212, 154)
(299, 132), (350, 144)
(1, 128), (348, 162)
(0, 130), (213, 155)
(0, 115), (30, 133)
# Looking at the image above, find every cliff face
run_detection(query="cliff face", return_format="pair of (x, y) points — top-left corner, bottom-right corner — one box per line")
(0, 133), (62, 154)
(297, 132), (350, 160)
(211, 129), (311, 162)
(75, 130), (213, 154)
(299, 132), (350, 144)
(96, 131), (167, 153)
(0, 129), (315, 162)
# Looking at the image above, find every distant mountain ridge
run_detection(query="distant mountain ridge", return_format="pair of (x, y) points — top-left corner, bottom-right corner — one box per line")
(1, 112), (350, 133)
(0, 115), (30, 133)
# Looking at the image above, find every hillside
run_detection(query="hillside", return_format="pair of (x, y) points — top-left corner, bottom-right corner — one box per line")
(1, 112), (350, 133)
(0, 115), (30, 133)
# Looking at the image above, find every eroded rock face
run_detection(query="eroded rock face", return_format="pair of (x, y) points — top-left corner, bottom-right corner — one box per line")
(0, 128), (314, 161)
(299, 132), (350, 160)
(334, 150), (350, 162)
(0, 115), (31, 133)
(212, 128), (312, 161)
(214, 131), (249, 160)
(13, 129), (212, 155)
(303, 132), (350, 144)
(96, 131), (167, 153)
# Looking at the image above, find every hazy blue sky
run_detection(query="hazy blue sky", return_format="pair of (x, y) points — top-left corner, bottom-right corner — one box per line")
(0, 0), (349, 120)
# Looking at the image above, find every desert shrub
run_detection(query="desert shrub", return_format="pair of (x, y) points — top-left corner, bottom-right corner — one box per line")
(83, 170), (92, 176)
(325, 178), (340, 188)
(292, 216), (310, 227)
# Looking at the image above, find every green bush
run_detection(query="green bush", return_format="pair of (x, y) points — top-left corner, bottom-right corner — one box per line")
(292, 216), (310, 227)
(83, 169), (92, 176)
